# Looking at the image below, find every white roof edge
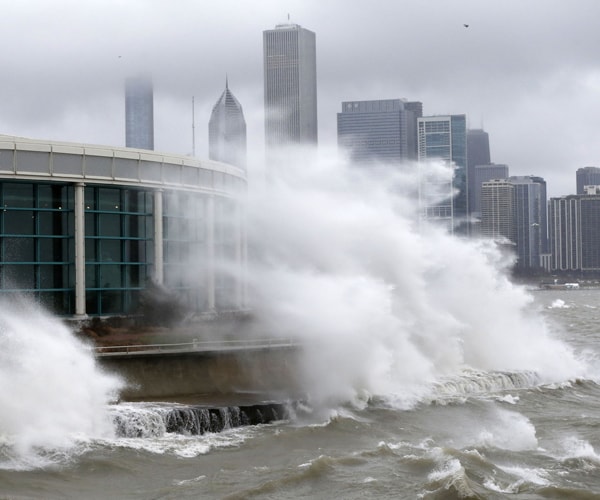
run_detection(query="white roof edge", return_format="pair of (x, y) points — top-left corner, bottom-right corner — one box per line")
(0, 134), (246, 177)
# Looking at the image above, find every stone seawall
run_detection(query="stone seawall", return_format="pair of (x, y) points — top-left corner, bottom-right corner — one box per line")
(97, 345), (303, 402)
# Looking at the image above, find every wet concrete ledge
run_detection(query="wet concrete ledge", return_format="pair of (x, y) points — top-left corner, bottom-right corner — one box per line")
(98, 344), (304, 403)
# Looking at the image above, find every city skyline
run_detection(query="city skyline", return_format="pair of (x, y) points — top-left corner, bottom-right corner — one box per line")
(0, 1), (599, 197)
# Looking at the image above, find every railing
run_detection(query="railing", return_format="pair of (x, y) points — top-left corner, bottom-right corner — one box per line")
(95, 337), (299, 356)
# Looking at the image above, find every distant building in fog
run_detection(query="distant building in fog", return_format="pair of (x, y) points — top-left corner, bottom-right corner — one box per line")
(417, 114), (467, 232)
(576, 166), (600, 195)
(208, 79), (247, 169)
(337, 99), (422, 165)
(125, 75), (154, 150)
(263, 22), (318, 168)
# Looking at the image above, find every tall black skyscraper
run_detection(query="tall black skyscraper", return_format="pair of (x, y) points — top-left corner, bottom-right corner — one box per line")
(125, 75), (154, 150)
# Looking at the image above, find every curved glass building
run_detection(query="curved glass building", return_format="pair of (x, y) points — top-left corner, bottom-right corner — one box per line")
(0, 136), (247, 317)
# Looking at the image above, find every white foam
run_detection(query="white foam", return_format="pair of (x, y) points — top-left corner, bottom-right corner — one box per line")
(549, 299), (569, 309)
(0, 299), (123, 467)
(475, 409), (538, 451)
(497, 465), (550, 486)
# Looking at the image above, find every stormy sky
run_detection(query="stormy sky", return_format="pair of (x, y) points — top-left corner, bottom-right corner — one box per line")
(1, 0), (599, 197)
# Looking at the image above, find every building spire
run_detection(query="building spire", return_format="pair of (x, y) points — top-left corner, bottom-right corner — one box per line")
(225, 73), (229, 90)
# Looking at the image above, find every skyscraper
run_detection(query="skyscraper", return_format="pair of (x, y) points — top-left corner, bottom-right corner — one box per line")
(125, 75), (154, 150)
(208, 79), (247, 169)
(472, 164), (509, 215)
(337, 99), (422, 165)
(466, 129), (491, 216)
(480, 179), (515, 241)
(263, 23), (317, 167)
(417, 115), (467, 232)
(549, 192), (600, 272)
(481, 175), (547, 270)
(576, 166), (600, 194)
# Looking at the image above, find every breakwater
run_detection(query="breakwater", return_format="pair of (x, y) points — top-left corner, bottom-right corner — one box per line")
(112, 401), (292, 438)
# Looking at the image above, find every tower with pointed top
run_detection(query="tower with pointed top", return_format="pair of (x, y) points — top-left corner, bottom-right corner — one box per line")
(208, 79), (247, 170)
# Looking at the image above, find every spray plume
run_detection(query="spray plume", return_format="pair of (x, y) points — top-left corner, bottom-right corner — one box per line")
(244, 149), (583, 409)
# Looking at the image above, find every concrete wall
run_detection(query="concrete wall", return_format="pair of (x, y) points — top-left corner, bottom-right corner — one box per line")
(98, 345), (303, 402)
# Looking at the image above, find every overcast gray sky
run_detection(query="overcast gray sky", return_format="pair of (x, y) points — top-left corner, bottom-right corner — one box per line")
(1, 0), (599, 197)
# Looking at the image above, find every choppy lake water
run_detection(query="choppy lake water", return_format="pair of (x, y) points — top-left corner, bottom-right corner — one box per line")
(1, 288), (600, 499)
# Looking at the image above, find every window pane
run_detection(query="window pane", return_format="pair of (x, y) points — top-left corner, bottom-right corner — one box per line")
(39, 237), (71, 262)
(98, 213), (121, 237)
(4, 264), (34, 288)
(3, 183), (33, 208)
(38, 211), (69, 236)
(4, 211), (34, 234)
(85, 264), (98, 288)
(98, 188), (121, 211)
(100, 264), (121, 288)
(100, 239), (121, 262)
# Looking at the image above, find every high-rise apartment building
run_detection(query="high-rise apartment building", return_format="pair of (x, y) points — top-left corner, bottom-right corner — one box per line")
(263, 23), (317, 167)
(472, 164), (509, 215)
(208, 80), (247, 170)
(480, 176), (547, 270)
(509, 176), (547, 269)
(125, 75), (154, 150)
(337, 99), (422, 165)
(480, 179), (515, 241)
(417, 115), (467, 232)
(549, 192), (600, 272)
(576, 166), (600, 195)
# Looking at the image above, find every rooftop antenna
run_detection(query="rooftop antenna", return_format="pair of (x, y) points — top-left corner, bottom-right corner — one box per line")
(192, 96), (196, 157)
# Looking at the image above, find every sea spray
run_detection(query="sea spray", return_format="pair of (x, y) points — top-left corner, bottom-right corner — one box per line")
(0, 298), (123, 464)
(244, 150), (585, 409)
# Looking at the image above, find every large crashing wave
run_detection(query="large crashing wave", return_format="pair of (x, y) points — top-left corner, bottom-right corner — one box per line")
(244, 150), (585, 409)
(0, 299), (122, 466)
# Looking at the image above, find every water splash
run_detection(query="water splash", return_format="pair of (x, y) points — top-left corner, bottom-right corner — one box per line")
(0, 298), (122, 466)
(246, 151), (585, 409)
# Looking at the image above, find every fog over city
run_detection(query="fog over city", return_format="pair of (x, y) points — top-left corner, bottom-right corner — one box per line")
(1, 0), (599, 196)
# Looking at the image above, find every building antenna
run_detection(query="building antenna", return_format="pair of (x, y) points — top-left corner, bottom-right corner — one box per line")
(192, 96), (196, 157)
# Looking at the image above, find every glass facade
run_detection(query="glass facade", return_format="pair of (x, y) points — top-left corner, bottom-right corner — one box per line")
(163, 190), (207, 311)
(0, 138), (248, 318)
(0, 182), (75, 313)
(84, 186), (153, 315)
(417, 115), (467, 232)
